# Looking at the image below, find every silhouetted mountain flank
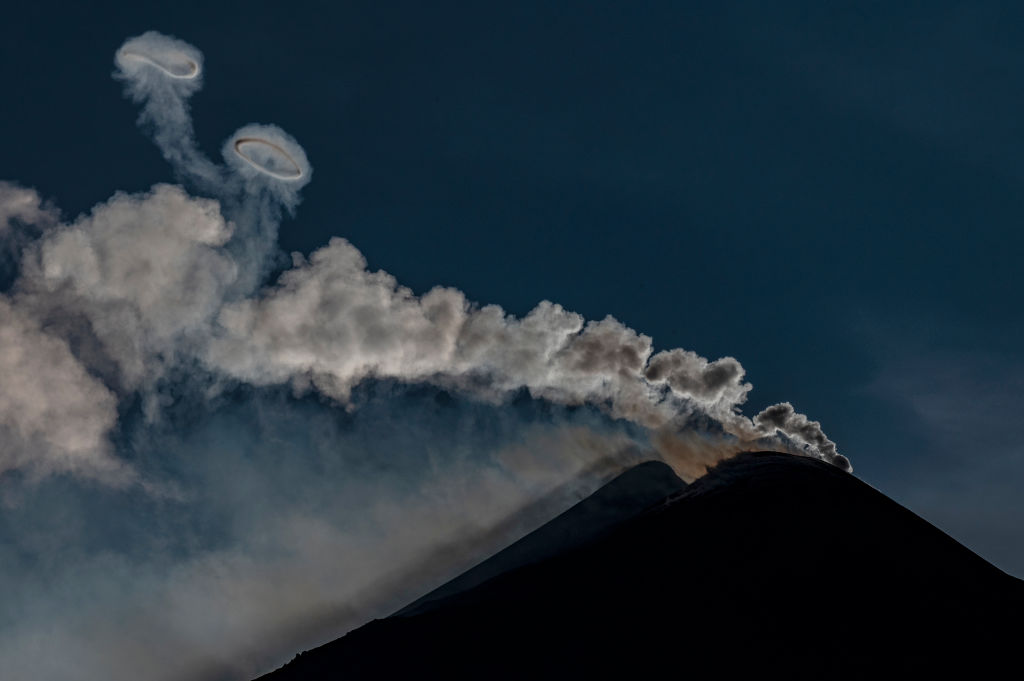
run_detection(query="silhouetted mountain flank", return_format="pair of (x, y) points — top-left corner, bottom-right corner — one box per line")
(257, 452), (1024, 679)
(397, 459), (687, 617)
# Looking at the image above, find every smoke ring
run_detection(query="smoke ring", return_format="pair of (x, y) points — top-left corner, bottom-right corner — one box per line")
(233, 137), (305, 181)
(118, 48), (200, 80)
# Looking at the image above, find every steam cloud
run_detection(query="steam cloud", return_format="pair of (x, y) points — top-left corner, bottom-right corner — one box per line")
(0, 31), (849, 681)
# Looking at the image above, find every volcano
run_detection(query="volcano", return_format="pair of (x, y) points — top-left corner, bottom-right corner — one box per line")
(255, 452), (1024, 679)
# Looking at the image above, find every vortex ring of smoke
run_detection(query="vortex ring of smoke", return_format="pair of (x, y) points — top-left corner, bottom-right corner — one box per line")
(118, 49), (200, 79)
(233, 137), (305, 180)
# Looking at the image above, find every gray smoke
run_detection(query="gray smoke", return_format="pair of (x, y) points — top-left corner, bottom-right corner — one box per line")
(114, 32), (213, 184)
(755, 402), (850, 471)
(0, 181), (57, 281)
(0, 30), (850, 681)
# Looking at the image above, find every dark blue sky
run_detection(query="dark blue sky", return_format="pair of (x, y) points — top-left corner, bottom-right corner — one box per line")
(2, 1), (1022, 572)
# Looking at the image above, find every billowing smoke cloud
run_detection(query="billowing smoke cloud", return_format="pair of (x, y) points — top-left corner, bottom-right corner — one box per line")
(19, 184), (236, 394)
(755, 401), (846, 467)
(0, 31), (849, 681)
(0, 296), (123, 482)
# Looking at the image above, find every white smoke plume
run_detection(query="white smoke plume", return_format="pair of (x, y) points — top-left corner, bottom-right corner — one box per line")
(0, 30), (850, 681)
(0, 296), (124, 482)
(18, 184), (237, 394)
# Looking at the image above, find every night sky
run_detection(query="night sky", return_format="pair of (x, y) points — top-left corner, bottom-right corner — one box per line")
(1, 1), (1022, 675)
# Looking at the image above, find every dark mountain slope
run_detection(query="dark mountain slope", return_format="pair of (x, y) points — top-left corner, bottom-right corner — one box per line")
(397, 459), (686, 617)
(257, 452), (1024, 679)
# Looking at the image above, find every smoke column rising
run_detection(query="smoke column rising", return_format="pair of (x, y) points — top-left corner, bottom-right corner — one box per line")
(0, 30), (849, 680)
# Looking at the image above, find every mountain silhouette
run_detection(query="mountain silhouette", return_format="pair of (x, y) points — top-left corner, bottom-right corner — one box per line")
(256, 452), (1024, 679)
(396, 459), (688, 617)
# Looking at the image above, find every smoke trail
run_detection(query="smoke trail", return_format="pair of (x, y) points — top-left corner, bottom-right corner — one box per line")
(110, 30), (849, 474)
(0, 30), (850, 681)
(0, 388), (648, 681)
(114, 32), (214, 185)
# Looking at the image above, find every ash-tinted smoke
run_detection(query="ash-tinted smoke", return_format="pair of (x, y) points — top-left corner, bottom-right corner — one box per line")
(755, 402), (850, 471)
(0, 30), (849, 681)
